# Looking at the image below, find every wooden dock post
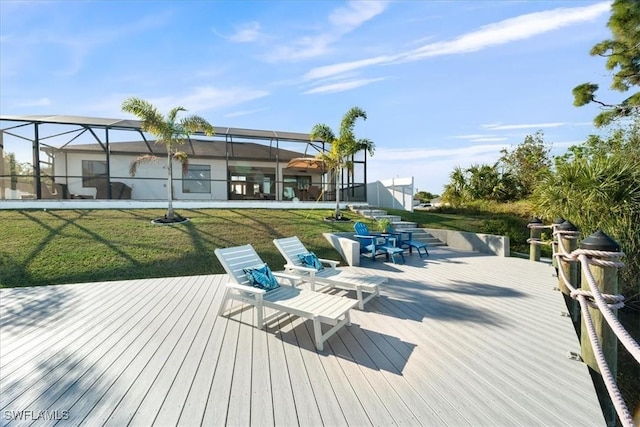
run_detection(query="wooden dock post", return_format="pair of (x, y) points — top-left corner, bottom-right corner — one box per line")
(556, 221), (578, 295)
(556, 221), (579, 323)
(579, 230), (621, 373)
(528, 217), (543, 262)
(578, 231), (621, 427)
(551, 217), (564, 274)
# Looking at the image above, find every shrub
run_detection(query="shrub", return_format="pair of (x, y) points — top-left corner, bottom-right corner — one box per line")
(482, 216), (536, 255)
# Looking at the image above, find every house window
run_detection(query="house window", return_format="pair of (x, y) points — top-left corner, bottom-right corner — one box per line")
(82, 160), (107, 187)
(231, 175), (247, 195)
(282, 176), (310, 200)
(183, 164), (211, 193)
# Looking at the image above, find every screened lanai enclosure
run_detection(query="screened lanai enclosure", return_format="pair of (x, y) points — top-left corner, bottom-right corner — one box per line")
(0, 115), (370, 203)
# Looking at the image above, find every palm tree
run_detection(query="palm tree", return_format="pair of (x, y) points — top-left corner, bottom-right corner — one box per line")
(310, 107), (374, 219)
(534, 154), (640, 296)
(442, 166), (468, 206)
(122, 97), (215, 221)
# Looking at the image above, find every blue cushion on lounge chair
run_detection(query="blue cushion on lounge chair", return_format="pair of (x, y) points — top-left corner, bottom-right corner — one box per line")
(298, 252), (324, 271)
(243, 264), (280, 290)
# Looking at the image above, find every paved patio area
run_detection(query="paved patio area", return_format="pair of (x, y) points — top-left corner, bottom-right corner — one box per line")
(0, 248), (605, 426)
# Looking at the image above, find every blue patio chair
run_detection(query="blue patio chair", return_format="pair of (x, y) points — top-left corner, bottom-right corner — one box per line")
(353, 221), (405, 264)
(386, 226), (429, 258)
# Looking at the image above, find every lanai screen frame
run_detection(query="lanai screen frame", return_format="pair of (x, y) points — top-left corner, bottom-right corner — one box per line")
(0, 115), (369, 201)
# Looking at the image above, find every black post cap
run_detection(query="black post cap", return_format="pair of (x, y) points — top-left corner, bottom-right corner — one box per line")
(580, 231), (620, 252)
(556, 220), (577, 231)
(528, 217), (543, 225)
(553, 217), (565, 224)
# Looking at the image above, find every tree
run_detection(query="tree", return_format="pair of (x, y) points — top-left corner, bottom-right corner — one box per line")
(442, 166), (468, 206)
(572, 0), (640, 127)
(498, 130), (552, 198)
(415, 190), (438, 202)
(466, 163), (503, 200)
(1, 152), (33, 197)
(122, 97), (214, 221)
(310, 107), (374, 219)
(443, 163), (520, 204)
(534, 121), (640, 296)
(556, 119), (640, 165)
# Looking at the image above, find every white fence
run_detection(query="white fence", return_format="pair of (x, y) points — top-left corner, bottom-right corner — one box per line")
(366, 177), (414, 211)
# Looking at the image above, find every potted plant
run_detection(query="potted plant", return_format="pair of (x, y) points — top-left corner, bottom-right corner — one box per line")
(377, 218), (393, 233)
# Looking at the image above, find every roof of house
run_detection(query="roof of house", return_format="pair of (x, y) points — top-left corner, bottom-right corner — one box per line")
(0, 114), (318, 143)
(56, 139), (306, 161)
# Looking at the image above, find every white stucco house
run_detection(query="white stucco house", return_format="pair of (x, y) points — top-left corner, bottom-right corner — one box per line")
(47, 138), (326, 202)
(0, 115), (370, 204)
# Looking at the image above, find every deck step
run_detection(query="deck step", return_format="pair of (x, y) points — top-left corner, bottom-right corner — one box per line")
(356, 209), (388, 218)
(353, 205), (446, 247)
(370, 214), (402, 222)
(399, 228), (447, 246)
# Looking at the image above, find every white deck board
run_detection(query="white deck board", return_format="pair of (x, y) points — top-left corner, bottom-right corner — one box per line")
(249, 309), (275, 427)
(263, 315), (299, 427)
(176, 278), (231, 426)
(292, 321), (348, 427)
(151, 275), (226, 426)
(0, 248), (607, 426)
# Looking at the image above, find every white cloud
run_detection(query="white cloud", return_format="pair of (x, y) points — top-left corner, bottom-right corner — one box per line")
(150, 86), (269, 113)
(268, 34), (335, 62)
(16, 97), (52, 107)
(90, 86), (269, 118)
(374, 143), (511, 161)
(453, 134), (492, 139)
(267, 0), (389, 63)
(304, 55), (397, 80)
(468, 137), (509, 142)
(304, 1), (610, 80)
(224, 108), (267, 118)
(303, 77), (385, 94)
(227, 22), (263, 43)
(405, 2), (610, 61)
(452, 134), (508, 142)
(482, 122), (567, 130)
(329, 1), (388, 30)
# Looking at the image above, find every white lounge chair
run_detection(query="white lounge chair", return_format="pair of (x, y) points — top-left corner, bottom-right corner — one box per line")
(273, 236), (386, 310)
(214, 244), (357, 351)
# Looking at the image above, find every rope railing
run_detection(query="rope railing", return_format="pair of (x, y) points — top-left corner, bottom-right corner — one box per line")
(528, 218), (639, 427)
(577, 294), (635, 427)
(526, 223), (553, 229)
(554, 238), (640, 363)
(525, 238), (551, 245)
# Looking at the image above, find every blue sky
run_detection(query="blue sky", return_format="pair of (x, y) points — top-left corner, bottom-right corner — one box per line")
(0, 0), (615, 194)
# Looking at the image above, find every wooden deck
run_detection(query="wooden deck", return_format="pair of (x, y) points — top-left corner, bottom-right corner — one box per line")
(0, 248), (605, 426)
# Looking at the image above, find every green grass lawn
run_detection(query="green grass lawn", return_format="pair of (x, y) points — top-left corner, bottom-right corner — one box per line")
(0, 207), (533, 288)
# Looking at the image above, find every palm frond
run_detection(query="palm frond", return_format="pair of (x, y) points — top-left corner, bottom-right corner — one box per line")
(310, 124), (335, 143)
(339, 107), (367, 140)
(168, 106), (187, 123)
(316, 151), (340, 171)
(181, 115), (215, 136)
(354, 137), (375, 156)
(129, 154), (158, 176)
(344, 159), (354, 172)
(122, 97), (166, 136)
(174, 151), (189, 174)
